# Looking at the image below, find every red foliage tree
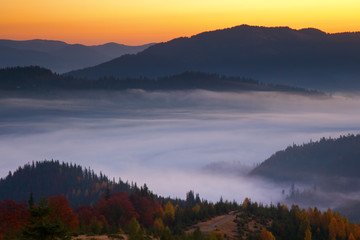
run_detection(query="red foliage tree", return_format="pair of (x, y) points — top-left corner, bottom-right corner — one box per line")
(95, 191), (138, 228)
(0, 199), (29, 239)
(48, 194), (79, 232)
(77, 205), (95, 228)
(130, 194), (155, 227)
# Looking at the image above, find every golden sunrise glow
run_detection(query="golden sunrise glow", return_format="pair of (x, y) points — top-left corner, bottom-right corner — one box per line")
(1, 0), (360, 45)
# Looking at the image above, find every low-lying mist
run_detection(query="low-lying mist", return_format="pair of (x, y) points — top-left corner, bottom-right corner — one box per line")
(0, 90), (359, 205)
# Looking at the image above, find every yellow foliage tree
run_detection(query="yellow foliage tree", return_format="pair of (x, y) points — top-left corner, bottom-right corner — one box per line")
(304, 228), (312, 240)
(164, 201), (175, 223)
(260, 228), (276, 240)
(242, 198), (250, 209)
(153, 217), (164, 230)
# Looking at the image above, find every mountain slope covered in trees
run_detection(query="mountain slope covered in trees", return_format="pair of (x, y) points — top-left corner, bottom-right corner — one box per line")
(0, 160), (135, 208)
(250, 134), (360, 222)
(0, 39), (154, 73)
(66, 25), (360, 91)
(0, 160), (239, 239)
(250, 134), (360, 186)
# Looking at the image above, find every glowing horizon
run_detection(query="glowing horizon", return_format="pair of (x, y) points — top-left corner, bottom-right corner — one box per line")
(1, 0), (360, 45)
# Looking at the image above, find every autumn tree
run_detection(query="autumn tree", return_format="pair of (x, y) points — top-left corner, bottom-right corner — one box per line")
(304, 228), (312, 240)
(260, 228), (276, 240)
(95, 191), (138, 232)
(164, 201), (175, 225)
(0, 200), (29, 239)
(348, 233), (356, 240)
(48, 194), (79, 232)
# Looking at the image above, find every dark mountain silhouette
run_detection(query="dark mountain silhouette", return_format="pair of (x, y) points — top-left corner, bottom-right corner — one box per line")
(0, 66), (324, 95)
(0, 39), (154, 73)
(66, 25), (360, 91)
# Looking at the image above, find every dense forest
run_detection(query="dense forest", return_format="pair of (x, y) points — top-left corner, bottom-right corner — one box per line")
(0, 66), (322, 94)
(250, 134), (360, 223)
(0, 160), (135, 208)
(236, 199), (360, 240)
(0, 160), (239, 239)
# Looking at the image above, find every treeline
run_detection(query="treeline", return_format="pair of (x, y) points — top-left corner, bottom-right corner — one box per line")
(0, 189), (237, 239)
(237, 199), (360, 240)
(0, 66), (322, 94)
(2, 194), (360, 240)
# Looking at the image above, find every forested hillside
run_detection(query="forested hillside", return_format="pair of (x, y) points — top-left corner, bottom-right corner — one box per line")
(251, 134), (360, 188)
(250, 134), (360, 222)
(0, 160), (238, 239)
(0, 160), (134, 208)
(1, 160), (360, 239)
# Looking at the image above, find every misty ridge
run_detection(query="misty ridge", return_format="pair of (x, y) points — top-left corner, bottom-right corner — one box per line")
(0, 39), (155, 73)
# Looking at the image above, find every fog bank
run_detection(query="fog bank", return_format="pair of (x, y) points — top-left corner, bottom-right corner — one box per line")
(0, 90), (359, 203)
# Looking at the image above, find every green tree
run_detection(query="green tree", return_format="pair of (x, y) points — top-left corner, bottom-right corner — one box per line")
(126, 217), (145, 240)
(22, 198), (71, 240)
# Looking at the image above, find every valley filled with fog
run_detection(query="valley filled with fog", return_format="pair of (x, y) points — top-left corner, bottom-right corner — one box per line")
(1, 90), (359, 206)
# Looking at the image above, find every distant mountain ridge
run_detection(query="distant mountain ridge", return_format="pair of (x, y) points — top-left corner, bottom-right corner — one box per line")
(0, 66), (324, 95)
(66, 25), (360, 91)
(0, 39), (154, 73)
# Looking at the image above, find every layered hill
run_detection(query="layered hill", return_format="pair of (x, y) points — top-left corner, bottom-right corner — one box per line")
(0, 39), (154, 73)
(66, 25), (360, 91)
(0, 66), (323, 95)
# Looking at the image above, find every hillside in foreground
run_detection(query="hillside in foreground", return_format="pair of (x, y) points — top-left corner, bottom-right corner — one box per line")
(1, 161), (360, 239)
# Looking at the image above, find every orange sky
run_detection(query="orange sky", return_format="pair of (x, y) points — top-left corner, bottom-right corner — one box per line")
(1, 0), (360, 45)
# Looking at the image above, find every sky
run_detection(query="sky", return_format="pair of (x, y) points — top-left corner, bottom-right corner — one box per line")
(1, 0), (360, 45)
